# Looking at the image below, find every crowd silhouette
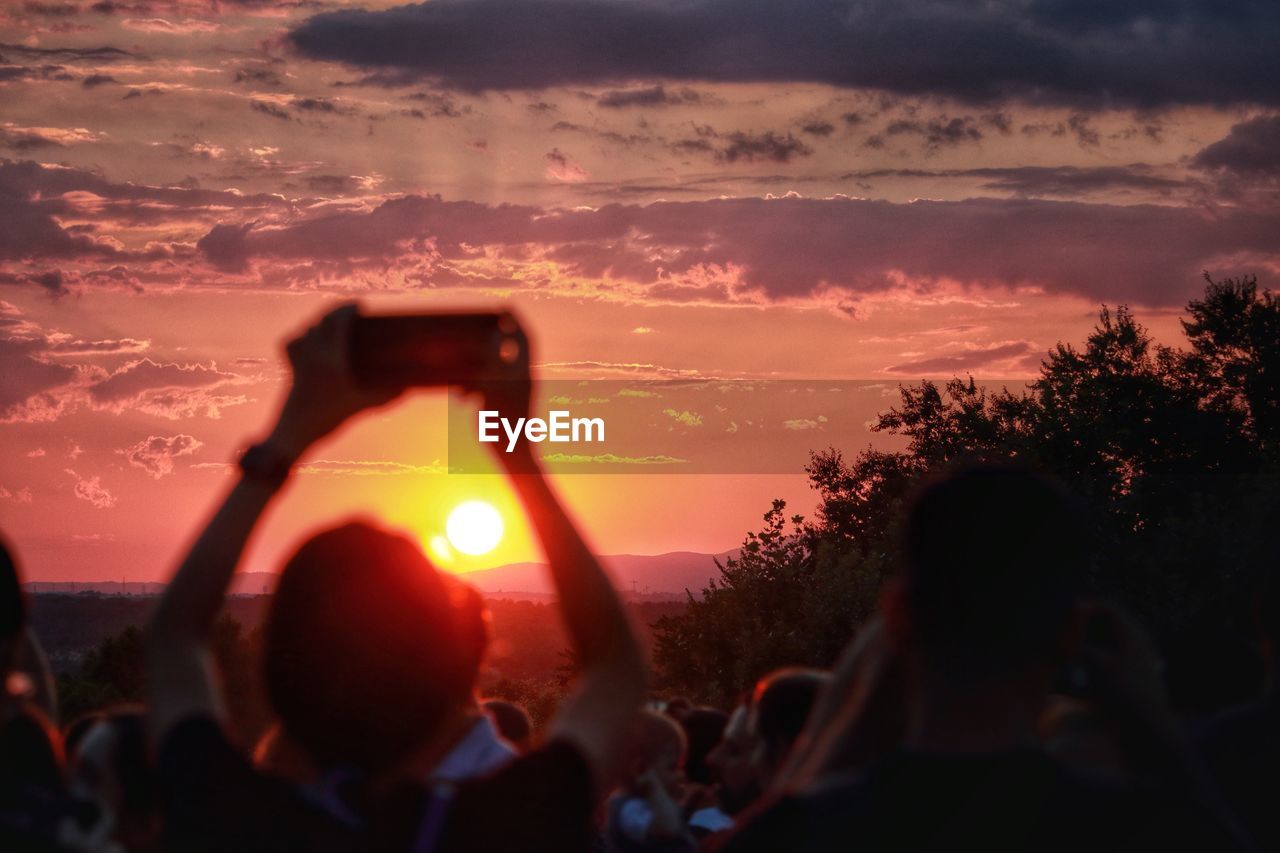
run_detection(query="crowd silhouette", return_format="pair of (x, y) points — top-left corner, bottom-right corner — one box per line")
(1, 305), (1277, 852)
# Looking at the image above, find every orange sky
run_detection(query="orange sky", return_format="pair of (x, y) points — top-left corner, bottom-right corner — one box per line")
(2, 0), (1278, 582)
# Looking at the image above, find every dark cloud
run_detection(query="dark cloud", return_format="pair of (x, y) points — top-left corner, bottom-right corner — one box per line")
(192, 193), (1280, 307)
(232, 66), (284, 87)
(305, 174), (378, 194)
(0, 159), (287, 263)
(287, 0), (1280, 107)
(0, 335), (78, 421)
(1067, 113), (1100, 147)
(292, 96), (355, 115)
(800, 121), (835, 137)
(250, 100), (292, 121)
(962, 165), (1185, 197)
(0, 64), (75, 83)
(886, 115), (983, 148)
(0, 41), (132, 63)
(596, 85), (702, 108)
(23, 2), (80, 16)
(717, 131), (811, 163)
(885, 341), (1034, 374)
(1192, 114), (1280, 175)
(404, 91), (470, 117)
(81, 73), (119, 88)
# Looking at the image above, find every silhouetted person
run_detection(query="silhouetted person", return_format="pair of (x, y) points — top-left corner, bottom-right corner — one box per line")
(678, 707), (729, 839)
(678, 707), (727, 789)
(751, 668), (828, 790)
(719, 465), (1248, 853)
(696, 703), (762, 839)
(145, 305), (645, 852)
(1197, 569), (1280, 852)
(68, 709), (160, 853)
(0, 534), (76, 852)
(483, 699), (533, 753)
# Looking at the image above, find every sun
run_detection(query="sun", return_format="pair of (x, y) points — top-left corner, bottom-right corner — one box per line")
(445, 500), (504, 556)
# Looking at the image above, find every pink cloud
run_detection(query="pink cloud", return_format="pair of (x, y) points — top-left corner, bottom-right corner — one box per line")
(119, 433), (204, 478)
(67, 470), (116, 509)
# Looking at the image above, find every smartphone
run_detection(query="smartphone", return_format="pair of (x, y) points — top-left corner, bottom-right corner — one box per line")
(349, 311), (526, 388)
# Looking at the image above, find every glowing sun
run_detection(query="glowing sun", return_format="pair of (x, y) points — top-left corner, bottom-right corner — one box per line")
(446, 500), (504, 556)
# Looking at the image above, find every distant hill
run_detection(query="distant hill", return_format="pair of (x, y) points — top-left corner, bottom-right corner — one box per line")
(25, 573), (278, 597)
(24, 552), (733, 599)
(462, 550), (734, 597)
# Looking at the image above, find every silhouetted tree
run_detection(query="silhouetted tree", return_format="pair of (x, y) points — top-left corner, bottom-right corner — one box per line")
(655, 275), (1279, 709)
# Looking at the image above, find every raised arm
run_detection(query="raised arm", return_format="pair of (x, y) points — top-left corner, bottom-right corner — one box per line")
(500, 445), (647, 790)
(480, 373), (646, 791)
(145, 305), (399, 748)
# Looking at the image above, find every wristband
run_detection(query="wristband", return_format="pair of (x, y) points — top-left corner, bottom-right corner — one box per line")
(237, 441), (295, 487)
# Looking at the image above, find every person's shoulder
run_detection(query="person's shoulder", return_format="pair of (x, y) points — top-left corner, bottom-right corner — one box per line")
(156, 714), (240, 776)
(439, 739), (595, 852)
(712, 781), (863, 853)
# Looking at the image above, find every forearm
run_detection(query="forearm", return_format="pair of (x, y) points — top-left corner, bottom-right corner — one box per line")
(504, 451), (643, 677)
(148, 475), (280, 645)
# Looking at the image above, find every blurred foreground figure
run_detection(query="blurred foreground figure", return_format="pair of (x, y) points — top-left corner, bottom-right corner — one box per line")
(145, 306), (645, 852)
(720, 465), (1251, 853)
(0, 536), (75, 852)
(1197, 571), (1280, 853)
(67, 710), (159, 853)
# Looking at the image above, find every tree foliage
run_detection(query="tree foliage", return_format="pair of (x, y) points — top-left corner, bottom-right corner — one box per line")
(654, 276), (1280, 709)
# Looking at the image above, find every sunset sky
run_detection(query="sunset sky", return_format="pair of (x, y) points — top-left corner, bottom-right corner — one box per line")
(2, 0), (1278, 583)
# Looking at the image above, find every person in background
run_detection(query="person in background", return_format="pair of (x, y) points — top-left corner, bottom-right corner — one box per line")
(749, 669), (829, 791)
(662, 697), (693, 722)
(604, 710), (696, 853)
(1197, 567), (1280, 852)
(144, 305), (646, 852)
(695, 703), (763, 840)
(676, 707), (728, 840)
(719, 464), (1251, 853)
(67, 710), (160, 853)
(483, 700), (533, 754)
(425, 579), (518, 784)
(0, 534), (73, 852)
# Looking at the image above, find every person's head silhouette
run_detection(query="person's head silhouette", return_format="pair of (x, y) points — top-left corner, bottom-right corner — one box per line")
(264, 521), (481, 774)
(894, 464), (1091, 682)
(0, 534), (27, 679)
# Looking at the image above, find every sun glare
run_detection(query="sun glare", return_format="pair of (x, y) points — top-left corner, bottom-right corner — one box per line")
(445, 500), (504, 556)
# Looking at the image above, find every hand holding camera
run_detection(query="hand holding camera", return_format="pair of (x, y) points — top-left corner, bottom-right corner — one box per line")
(265, 304), (531, 465)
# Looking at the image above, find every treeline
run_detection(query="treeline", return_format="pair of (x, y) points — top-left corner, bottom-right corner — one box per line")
(46, 596), (685, 734)
(654, 274), (1280, 709)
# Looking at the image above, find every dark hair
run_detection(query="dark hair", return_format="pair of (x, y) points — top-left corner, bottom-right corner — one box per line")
(102, 711), (156, 818)
(752, 668), (827, 765)
(0, 706), (64, 791)
(482, 699), (532, 746)
(901, 464), (1091, 673)
(680, 707), (729, 786)
(0, 534), (27, 641)
(264, 521), (477, 773)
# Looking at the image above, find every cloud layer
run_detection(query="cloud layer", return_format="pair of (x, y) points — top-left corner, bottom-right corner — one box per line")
(290, 0), (1280, 107)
